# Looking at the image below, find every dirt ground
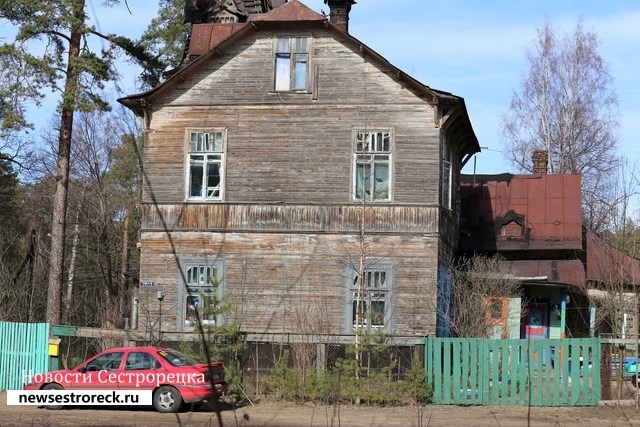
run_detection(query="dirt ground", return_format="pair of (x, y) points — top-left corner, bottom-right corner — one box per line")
(3, 392), (640, 427)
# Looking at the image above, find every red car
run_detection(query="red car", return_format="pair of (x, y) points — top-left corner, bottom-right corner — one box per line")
(24, 346), (228, 413)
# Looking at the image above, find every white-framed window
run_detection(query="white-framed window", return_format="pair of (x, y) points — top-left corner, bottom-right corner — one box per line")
(274, 36), (309, 91)
(183, 264), (220, 328)
(186, 129), (226, 201)
(353, 129), (392, 202)
(351, 269), (391, 329)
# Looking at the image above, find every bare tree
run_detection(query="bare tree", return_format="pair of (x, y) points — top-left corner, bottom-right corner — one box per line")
(501, 19), (620, 232)
(444, 254), (524, 338)
(1, 0), (158, 325)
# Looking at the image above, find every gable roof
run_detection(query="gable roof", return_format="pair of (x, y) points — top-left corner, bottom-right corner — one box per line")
(119, 0), (479, 155)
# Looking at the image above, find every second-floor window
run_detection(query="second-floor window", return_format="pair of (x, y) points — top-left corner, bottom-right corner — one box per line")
(187, 129), (226, 201)
(353, 130), (392, 202)
(274, 37), (309, 91)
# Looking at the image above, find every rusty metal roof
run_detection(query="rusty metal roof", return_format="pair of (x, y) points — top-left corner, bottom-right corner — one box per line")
(460, 173), (583, 251)
(189, 23), (248, 56)
(505, 260), (586, 289)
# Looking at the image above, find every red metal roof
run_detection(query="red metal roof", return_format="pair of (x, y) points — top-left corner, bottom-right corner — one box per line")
(460, 174), (583, 251)
(189, 23), (248, 56)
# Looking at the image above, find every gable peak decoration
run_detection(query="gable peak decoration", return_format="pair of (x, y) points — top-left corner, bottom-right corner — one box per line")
(184, 0), (288, 24)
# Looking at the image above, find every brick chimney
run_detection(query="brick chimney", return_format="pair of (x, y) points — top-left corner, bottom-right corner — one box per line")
(532, 150), (548, 174)
(324, 0), (356, 33)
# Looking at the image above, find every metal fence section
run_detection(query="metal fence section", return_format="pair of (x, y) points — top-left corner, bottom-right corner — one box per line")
(425, 338), (601, 406)
(241, 341), (419, 396)
(0, 321), (49, 390)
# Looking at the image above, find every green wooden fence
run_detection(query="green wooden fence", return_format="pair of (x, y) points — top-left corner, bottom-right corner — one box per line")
(425, 338), (601, 406)
(0, 321), (50, 391)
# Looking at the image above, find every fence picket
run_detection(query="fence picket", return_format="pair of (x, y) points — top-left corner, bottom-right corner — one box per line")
(0, 321), (49, 391)
(425, 337), (600, 406)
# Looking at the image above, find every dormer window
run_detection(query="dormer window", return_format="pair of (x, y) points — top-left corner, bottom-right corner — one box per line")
(274, 37), (309, 91)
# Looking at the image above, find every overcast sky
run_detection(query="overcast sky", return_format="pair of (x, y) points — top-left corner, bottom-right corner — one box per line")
(88, 0), (640, 176)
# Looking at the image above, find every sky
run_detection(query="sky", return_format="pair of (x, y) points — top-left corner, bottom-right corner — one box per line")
(37, 0), (640, 177)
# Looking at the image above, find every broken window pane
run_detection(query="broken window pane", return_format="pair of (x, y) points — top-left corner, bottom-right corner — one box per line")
(354, 131), (392, 201)
(188, 131), (225, 201)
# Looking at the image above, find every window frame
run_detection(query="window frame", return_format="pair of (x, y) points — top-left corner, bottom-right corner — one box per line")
(352, 128), (394, 203)
(185, 128), (227, 202)
(176, 258), (226, 332)
(344, 263), (396, 333)
(273, 36), (310, 92)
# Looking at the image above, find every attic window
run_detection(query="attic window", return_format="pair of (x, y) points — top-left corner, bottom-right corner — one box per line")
(274, 37), (309, 91)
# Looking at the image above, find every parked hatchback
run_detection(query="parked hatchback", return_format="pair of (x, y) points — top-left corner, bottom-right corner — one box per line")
(24, 346), (227, 413)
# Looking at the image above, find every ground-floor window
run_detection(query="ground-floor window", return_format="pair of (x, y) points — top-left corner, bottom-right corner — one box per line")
(346, 263), (395, 332)
(177, 259), (225, 331)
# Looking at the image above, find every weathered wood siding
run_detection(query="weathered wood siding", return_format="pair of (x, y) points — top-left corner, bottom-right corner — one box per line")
(142, 204), (439, 233)
(137, 231), (439, 338)
(143, 29), (440, 205)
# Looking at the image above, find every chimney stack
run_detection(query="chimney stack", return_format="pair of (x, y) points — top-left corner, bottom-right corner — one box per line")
(532, 150), (548, 174)
(324, 0), (356, 33)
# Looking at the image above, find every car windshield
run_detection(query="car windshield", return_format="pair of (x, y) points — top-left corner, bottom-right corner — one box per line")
(157, 349), (200, 367)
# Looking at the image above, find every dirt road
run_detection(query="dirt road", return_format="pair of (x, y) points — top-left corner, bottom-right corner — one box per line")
(2, 392), (640, 426)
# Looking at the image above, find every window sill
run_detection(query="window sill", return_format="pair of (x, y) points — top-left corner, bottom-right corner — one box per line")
(269, 90), (311, 95)
(185, 199), (223, 203)
(353, 200), (392, 204)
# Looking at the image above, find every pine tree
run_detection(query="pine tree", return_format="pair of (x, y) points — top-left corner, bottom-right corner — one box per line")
(0, 0), (157, 324)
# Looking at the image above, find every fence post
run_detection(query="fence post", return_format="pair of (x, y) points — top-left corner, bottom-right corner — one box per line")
(600, 342), (612, 401)
(50, 324), (78, 371)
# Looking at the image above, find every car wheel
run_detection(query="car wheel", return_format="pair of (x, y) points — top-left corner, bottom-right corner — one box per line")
(153, 386), (182, 413)
(42, 383), (65, 410)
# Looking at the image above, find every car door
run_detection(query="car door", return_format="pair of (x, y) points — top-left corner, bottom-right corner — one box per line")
(71, 351), (125, 391)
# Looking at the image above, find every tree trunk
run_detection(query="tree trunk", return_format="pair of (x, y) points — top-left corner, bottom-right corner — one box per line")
(119, 210), (130, 327)
(46, 0), (84, 325)
(64, 184), (86, 322)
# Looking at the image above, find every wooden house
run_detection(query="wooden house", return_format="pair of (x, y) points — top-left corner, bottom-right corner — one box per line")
(119, 0), (480, 346)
